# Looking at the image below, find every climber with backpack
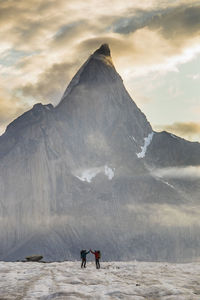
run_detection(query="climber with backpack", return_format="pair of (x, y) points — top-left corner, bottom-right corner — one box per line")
(80, 249), (90, 268)
(90, 249), (101, 269)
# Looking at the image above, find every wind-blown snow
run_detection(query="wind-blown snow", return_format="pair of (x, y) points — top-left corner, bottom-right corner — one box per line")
(137, 132), (154, 158)
(75, 165), (115, 183)
(0, 261), (199, 299)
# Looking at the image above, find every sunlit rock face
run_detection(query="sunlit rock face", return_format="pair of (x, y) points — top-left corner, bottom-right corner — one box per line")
(0, 45), (200, 262)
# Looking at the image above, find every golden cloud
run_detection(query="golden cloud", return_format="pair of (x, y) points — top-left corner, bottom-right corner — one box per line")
(149, 4), (200, 41)
(0, 90), (30, 134)
(156, 122), (200, 141)
(20, 61), (79, 104)
(0, 0), (200, 134)
(127, 203), (200, 227)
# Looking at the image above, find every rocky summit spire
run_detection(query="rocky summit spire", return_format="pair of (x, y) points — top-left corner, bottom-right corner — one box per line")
(93, 43), (111, 56)
(58, 43), (115, 104)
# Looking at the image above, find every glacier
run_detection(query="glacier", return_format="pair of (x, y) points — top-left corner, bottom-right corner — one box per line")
(0, 261), (200, 299)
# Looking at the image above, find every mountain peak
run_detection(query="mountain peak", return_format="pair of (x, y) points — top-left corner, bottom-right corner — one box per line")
(93, 44), (111, 57)
(58, 43), (115, 104)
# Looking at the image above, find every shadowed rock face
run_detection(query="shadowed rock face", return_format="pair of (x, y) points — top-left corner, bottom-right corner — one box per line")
(93, 43), (111, 56)
(0, 45), (200, 262)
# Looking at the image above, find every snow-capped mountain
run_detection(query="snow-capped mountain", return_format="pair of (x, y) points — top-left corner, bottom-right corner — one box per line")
(0, 44), (200, 262)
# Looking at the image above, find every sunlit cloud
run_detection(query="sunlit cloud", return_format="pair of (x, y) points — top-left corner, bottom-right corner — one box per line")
(0, 89), (30, 134)
(0, 0), (200, 139)
(187, 73), (200, 80)
(155, 122), (200, 141)
(151, 165), (200, 179)
(20, 61), (78, 104)
(127, 203), (200, 227)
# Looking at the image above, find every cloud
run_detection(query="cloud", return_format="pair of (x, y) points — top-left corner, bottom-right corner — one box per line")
(50, 20), (97, 50)
(20, 61), (78, 104)
(187, 73), (200, 80)
(111, 8), (164, 34)
(151, 166), (200, 179)
(156, 122), (200, 141)
(151, 203), (200, 227)
(0, 90), (30, 135)
(127, 202), (200, 227)
(109, 2), (200, 76)
(113, 3), (200, 42)
(1, 0), (200, 134)
(149, 4), (200, 42)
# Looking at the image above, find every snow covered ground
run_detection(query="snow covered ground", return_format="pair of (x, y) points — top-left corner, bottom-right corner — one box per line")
(0, 261), (200, 299)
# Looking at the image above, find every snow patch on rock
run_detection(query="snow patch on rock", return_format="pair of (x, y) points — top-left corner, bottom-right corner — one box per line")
(104, 165), (115, 180)
(137, 132), (154, 158)
(75, 165), (115, 183)
(162, 180), (176, 190)
(75, 168), (101, 183)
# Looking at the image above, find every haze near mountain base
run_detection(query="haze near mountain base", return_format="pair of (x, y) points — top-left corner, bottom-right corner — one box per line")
(0, 44), (200, 262)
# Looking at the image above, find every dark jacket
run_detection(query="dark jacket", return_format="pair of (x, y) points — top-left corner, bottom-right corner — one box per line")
(81, 250), (90, 259)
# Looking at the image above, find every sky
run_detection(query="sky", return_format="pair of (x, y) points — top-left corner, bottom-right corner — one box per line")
(0, 0), (200, 142)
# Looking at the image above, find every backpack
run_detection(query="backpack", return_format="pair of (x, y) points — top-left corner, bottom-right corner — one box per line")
(97, 250), (101, 259)
(80, 250), (84, 259)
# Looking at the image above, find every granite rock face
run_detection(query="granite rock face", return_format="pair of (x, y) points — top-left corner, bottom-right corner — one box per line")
(0, 45), (200, 262)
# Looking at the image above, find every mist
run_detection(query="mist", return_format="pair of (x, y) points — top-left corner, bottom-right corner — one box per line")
(151, 165), (200, 179)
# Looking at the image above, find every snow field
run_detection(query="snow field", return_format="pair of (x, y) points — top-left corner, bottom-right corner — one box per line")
(0, 261), (200, 299)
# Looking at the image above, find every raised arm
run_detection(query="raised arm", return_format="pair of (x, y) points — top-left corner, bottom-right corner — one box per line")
(90, 249), (95, 254)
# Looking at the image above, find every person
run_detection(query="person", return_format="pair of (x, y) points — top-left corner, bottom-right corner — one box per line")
(80, 249), (90, 268)
(90, 249), (101, 269)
